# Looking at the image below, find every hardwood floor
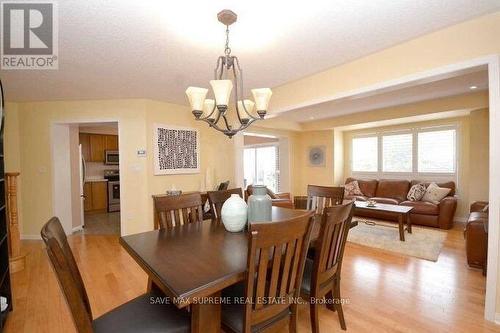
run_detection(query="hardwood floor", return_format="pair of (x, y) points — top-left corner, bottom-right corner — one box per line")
(5, 224), (499, 333)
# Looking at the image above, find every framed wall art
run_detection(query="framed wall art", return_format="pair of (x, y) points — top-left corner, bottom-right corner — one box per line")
(153, 124), (200, 175)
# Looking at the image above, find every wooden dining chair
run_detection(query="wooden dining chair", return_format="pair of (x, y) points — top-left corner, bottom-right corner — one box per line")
(207, 188), (243, 224)
(153, 192), (203, 229)
(221, 211), (315, 333)
(41, 217), (190, 333)
(306, 185), (345, 214)
(301, 202), (354, 332)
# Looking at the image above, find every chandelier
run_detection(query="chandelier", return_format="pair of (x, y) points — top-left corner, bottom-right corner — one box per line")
(185, 10), (272, 138)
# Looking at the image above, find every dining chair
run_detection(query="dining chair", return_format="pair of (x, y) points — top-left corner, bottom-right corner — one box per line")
(40, 217), (190, 333)
(207, 188), (243, 224)
(221, 211), (315, 333)
(306, 185), (345, 214)
(301, 201), (354, 332)
(153, 192), (203, 229)
(217, 180), (230, 191)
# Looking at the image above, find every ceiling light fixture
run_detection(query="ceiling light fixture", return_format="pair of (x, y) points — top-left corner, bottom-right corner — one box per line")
(185, 10), (272, 138)
(469, 85), (478, 90)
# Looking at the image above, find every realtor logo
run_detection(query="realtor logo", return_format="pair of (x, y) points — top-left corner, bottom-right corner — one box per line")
(1, 1), (58, 69)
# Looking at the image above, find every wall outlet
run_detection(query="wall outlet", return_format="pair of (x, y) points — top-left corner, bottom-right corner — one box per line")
(137, 149), (146, 157)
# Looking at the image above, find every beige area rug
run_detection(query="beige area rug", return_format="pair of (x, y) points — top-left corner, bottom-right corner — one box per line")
(347, 219), (447, 261)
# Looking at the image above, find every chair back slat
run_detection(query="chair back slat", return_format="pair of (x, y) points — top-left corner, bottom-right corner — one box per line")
(243, 212), (315, 332)
(207, 188), (243, 224)
(153, 192), (203, 229)
(40, 217), (94, 333)
(312, 202), (354, 292)
(306, 185), (344, 214)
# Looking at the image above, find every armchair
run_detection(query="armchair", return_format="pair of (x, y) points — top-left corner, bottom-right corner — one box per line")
(245, 185), (294, 209)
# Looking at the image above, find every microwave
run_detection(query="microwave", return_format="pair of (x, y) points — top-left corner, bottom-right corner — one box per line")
(105, 150), (119, 165)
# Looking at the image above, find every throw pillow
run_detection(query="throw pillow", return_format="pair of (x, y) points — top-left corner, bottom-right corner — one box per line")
(344, 181), (363, 197)
(483, 204), (489, 213)
(422, 183), (451, 204)
(407, 183), (426, 201)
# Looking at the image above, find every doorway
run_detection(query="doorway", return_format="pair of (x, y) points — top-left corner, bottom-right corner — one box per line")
(51, 121), (121, 236)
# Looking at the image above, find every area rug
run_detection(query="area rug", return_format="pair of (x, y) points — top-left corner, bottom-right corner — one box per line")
(347, 219), (447, 261)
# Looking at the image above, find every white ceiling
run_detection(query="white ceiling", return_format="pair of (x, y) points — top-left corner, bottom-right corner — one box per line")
(276, 69), (489, 123)
(1, 1), (499, 105)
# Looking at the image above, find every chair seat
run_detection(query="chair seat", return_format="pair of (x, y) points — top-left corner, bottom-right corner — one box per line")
(92, 293), (190, 333)
(221, 282), (290, 333)
(300, 258), (314, 295)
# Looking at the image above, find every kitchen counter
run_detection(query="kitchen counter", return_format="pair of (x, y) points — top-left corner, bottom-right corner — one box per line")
(85, 178), (108, 182)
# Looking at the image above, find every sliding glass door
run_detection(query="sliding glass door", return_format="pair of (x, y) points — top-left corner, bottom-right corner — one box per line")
(244, 145), (279, 192)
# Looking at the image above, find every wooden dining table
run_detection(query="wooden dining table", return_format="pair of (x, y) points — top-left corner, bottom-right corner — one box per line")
(119, 206), (356, 333)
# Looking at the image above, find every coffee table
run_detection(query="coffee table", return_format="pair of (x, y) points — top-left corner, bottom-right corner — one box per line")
(353, 201), (413, 241)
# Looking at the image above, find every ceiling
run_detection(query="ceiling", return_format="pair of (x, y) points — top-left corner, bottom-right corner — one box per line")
(1, 1), (499, 105)
(275, 69), (489, 123)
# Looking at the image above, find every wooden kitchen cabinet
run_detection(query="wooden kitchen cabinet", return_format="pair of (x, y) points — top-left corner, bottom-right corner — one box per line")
(79, 133), (91, 161)
(83, 182), (93, 211)
(84, 181), (108, 213)
(105, 135), (118, 151)
(90, 134), (105, 162)
(80, 133), (118, 162)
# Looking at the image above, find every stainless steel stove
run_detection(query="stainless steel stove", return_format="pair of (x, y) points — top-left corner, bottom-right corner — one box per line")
(104, 170), (120, 212)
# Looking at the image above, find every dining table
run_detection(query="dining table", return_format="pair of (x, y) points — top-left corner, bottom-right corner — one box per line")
(119, 206), (357, 333)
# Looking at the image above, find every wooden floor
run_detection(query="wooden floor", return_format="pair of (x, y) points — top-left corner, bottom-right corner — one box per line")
(4, 224), (500, 333)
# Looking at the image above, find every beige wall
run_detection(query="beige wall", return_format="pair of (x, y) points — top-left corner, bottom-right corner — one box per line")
(4, 99), (236, 237)
(469, 108), (490, 203)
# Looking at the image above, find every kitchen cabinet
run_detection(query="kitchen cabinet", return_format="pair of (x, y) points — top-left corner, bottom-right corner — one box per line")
(105, 135), (118, 151)
(83, 182), (93, 211)
(84, 181), (108, 213)
(79, 133), (118, 162)
(90, 135), (105, 162)
(79, 133), (91, 161)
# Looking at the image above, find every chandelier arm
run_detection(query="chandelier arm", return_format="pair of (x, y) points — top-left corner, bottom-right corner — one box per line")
(233, 57), (259, 120)
(198, 103), (218, 121)
(214, 56), (224, 80)
(197, 117), (227, 133)
(222, 114), (232, 131)
(231, 61), (243, 125)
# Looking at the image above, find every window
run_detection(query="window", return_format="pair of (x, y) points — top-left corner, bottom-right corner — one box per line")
(244, 145), (279, 192)
(418, 129), (456, 173)
(382, 133), (412, 172)
(350, 126), (457, 177)
(352, 136), (378, 172)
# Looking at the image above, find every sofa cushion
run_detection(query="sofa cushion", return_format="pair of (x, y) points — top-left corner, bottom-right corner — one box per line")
(407, 183), (426, 201)
(344, 180), (363, 197)
(345, 177), (378, 197)
(369, 197), (399, 205)
(422, 183), (451, 204)
(411, 180), (455, 196)
(374, 179), (410, 202)
(400, 200), (439, 215)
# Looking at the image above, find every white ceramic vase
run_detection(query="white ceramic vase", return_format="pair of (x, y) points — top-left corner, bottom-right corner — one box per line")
(221, 194), (248, 232)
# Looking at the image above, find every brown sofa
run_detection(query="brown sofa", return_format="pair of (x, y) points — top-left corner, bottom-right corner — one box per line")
(465, 201), (488, 274)
(345, 177), (457, 229)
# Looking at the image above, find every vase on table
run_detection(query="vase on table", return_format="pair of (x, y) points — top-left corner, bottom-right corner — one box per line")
(247, 185), (272, 223)
(221, 194), (248, 232)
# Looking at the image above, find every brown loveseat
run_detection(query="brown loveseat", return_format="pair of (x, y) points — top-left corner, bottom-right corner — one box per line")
(345, 177), (457, 229)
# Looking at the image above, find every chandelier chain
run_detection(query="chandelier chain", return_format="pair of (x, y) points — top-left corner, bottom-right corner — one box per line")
(224, 25), (231, 56)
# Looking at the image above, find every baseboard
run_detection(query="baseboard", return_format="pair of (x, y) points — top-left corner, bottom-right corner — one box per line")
(494, 312), (500, 325)
(21, 234), (41, 240)
(454, 216), (468, 223)
(72, 225), (83, 233)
